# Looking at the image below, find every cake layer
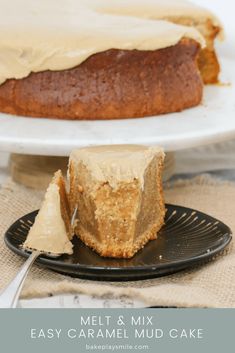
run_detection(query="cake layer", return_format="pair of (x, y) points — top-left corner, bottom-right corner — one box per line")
(93, 0), (222, 83)
(0, 0), (221, 120)
(0, 39), (203, 120)
(0, 0), (205, 85)
(69, 145), (165, 258)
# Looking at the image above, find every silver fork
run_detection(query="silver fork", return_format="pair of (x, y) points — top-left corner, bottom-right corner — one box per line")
(0, 250), (59, 308)
(0, 206), (78, 308)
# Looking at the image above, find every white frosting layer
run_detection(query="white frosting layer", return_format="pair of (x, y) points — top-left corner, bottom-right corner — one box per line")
(23, 183), (73, 255)
(0, 0), (210, 84)
(70, 145), (164, 189)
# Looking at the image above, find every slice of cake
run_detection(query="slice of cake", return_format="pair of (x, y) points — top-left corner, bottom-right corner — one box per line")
(23, 170), (73, 255)
(69, 145), (165, 258)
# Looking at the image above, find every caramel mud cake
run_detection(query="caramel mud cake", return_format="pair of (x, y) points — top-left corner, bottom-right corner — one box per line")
(95, 0), (223, 84)
(0, 0), (209, 120)
(23, 170), (73, 255)
(69, 145), (165, 258)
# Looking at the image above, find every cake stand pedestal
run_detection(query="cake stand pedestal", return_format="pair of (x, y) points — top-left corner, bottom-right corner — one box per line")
(9, 154), (68, 190)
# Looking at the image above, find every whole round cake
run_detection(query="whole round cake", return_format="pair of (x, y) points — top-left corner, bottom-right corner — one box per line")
(0, 0), (222, 120)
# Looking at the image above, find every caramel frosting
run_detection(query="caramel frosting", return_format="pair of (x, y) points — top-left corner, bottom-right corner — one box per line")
(91, 0), (221, 27)
(23, 182), (73, 255)
(70, 145), (164, 190)
(0, 0), (208, 85)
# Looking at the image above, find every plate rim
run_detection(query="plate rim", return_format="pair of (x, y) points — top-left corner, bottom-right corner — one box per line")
(4, 204), (233, 274)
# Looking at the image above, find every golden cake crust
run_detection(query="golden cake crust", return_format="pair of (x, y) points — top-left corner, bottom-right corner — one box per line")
(0, 38), (202, 120)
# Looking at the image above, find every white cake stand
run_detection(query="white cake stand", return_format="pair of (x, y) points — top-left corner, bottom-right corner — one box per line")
(0, 54), (234, 156)
(0, 47), (234, 188)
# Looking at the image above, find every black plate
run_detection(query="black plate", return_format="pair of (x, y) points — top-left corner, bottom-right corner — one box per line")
(4, 204), (232, 281)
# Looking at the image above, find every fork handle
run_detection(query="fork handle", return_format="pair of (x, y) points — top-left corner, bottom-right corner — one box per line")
(0, 250), (40, 308)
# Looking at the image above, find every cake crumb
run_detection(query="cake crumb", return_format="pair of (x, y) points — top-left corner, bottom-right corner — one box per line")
(78, 184), (83, 193)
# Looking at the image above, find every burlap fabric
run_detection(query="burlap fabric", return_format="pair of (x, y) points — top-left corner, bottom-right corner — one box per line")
(0, 175), (234, 307)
